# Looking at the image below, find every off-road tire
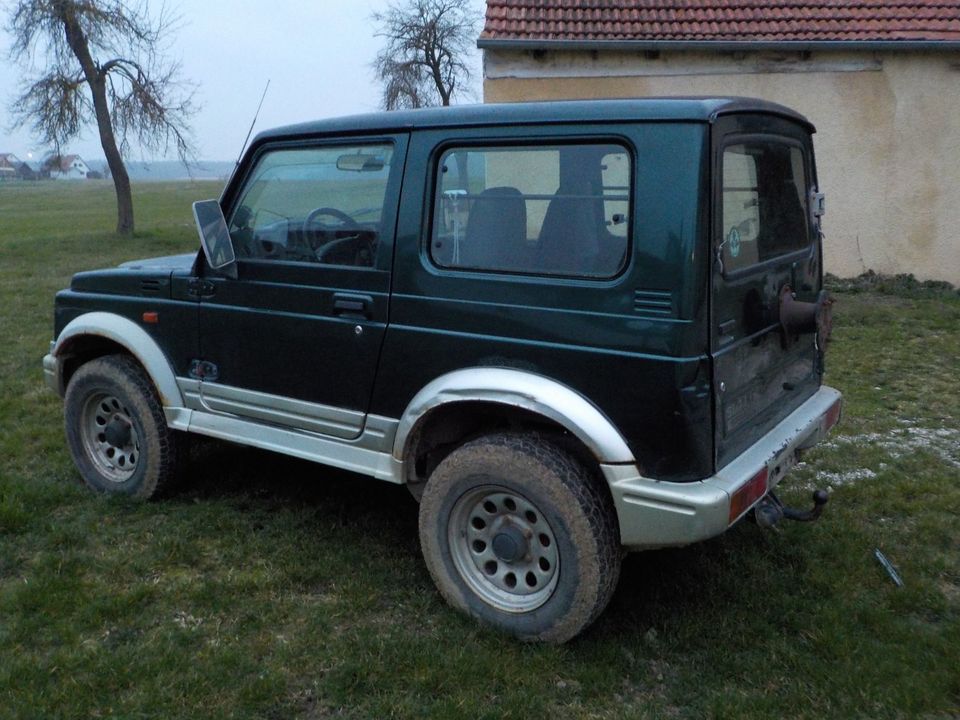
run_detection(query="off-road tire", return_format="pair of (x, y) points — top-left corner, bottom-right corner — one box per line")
(64, 354), (180, 499)
(418, 433), (621, 643)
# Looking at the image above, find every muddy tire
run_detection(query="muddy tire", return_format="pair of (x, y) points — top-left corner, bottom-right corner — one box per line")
(64, 354), (180, 499)
(418, 433), (621, 643)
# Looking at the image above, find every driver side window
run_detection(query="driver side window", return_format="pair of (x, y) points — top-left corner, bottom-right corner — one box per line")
(228, 143), (394, 268)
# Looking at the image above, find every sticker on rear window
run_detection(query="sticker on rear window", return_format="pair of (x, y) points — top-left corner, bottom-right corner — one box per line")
(727, 227), (741, 258)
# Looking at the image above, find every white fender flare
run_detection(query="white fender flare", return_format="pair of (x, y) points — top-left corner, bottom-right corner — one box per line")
(393, 367), (635, 464)
(48, 311), (183, 407)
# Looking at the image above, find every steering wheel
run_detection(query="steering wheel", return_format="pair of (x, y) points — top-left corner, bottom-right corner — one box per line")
(302, 207), (375, 266)
(303, 207), (359, 235)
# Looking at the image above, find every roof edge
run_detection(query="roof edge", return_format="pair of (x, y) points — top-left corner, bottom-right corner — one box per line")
(477, 38), (960, 53)
(253, 97), (814, 144)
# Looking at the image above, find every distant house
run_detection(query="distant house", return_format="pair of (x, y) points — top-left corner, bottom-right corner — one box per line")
(0, 153), (41, 181)
(45, 154), (92, 180)
(0, 154), (17, 182)
(26, 161), (48, 180)
(479, 0), (960, 285)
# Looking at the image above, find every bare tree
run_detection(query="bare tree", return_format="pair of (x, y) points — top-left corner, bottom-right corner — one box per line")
(372, 0), (481, 110)
(7, 0), (196, 234)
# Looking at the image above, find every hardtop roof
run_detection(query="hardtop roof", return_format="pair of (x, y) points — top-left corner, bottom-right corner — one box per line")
(253, 97), (814, 143)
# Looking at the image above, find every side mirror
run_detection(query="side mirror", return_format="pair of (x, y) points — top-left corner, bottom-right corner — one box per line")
(192, 200), (237, 279)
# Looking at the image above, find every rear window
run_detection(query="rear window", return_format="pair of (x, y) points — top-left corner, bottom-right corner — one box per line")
(721, 141), (810, 273)
(430, 143), (631, 278)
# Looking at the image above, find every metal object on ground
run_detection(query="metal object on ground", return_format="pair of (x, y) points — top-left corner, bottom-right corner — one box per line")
(874, 549), (904, 587)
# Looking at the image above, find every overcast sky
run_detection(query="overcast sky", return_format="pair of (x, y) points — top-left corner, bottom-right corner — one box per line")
(0, 0), (487, 161)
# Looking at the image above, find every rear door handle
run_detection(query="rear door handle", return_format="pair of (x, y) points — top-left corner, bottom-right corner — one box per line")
(332, 293), (372, 318)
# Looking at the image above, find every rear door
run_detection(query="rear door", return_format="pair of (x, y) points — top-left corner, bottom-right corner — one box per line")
(711, 114), (823, 467)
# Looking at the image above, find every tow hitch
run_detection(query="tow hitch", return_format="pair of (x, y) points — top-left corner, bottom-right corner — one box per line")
(754, 489), (829, 529)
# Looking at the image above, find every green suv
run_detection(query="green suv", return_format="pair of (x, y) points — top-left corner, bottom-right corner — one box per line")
(44, 98), (841, 642)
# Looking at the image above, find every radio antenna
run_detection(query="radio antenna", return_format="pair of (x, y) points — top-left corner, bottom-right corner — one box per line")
(235, 79), (271, 167)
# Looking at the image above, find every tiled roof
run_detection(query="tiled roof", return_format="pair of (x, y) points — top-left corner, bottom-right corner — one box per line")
(480, 0), (960, 43)
(41, 154), (84, 172)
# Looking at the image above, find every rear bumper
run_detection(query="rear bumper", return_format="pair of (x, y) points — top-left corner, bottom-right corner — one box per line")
(605, 385), (842, 551)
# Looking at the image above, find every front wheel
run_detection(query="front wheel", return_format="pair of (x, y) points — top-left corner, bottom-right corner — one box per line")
(418, 433), (621, 643)
(64, 354), (180, 499)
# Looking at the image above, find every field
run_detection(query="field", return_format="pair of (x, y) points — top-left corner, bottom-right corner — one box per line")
(1, 181), (958, 719)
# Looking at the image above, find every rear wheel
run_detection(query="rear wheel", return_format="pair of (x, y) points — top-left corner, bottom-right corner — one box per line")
(64, 354), (180, 499)
(418, 433), (620, 643)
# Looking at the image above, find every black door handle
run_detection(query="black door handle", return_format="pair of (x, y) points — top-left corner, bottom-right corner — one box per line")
(332, 294), (372, 317)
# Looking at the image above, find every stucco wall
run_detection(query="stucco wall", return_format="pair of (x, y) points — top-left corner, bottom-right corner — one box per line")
(483, 49), (960, 284)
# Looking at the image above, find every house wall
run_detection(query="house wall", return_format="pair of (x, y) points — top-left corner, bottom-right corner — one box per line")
(484, 49), (960, 284)
(51, 169), (87, 180)
(51, 158), (90, 180)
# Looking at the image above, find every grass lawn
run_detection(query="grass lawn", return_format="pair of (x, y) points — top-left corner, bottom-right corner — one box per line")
(1, 181), (958, 719)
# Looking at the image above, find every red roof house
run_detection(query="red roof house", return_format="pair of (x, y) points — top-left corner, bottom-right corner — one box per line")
(478, 0), (960, 285)
(480, 0), (960, 44)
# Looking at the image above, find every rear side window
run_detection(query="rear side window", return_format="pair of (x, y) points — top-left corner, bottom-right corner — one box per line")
(721, 141), (809, 273)
(431, 143), (631, 278)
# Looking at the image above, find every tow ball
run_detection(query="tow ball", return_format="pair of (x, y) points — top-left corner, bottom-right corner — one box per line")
(753, 489), (829, 529)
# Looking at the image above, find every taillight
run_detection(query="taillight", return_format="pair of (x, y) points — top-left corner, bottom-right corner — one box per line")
(729, 466), (769, 523)
(822, 398), (842, 433)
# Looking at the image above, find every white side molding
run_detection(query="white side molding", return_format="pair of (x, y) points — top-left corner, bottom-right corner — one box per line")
(394, 367), (635, 464)
(185, 409), (402, 483)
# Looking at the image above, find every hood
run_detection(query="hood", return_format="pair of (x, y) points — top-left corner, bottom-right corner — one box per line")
(70, 252), (198, 298)
(119, 252), (198, 272)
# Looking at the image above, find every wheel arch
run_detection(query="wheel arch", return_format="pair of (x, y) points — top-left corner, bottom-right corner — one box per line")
(394, 368), (635, 487)
(52, 312), (183, 407)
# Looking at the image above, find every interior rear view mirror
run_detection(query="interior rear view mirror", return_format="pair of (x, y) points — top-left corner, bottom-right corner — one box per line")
(336, 153), (385, 172)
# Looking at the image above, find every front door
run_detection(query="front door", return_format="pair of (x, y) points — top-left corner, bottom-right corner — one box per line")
(196, 136), (407, 439)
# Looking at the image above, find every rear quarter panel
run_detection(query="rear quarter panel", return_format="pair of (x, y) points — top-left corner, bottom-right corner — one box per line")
(372, 122), (714, 482)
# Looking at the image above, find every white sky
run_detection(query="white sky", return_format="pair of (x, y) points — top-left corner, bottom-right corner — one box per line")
(0, 0), (487, 161)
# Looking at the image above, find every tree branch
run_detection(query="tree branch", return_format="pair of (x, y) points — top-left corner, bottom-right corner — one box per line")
(371, 0), (480, 109)
(6, 0), (198, 234)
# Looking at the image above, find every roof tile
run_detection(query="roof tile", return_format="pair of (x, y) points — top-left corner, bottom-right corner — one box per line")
(481, 0), (960, 42)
